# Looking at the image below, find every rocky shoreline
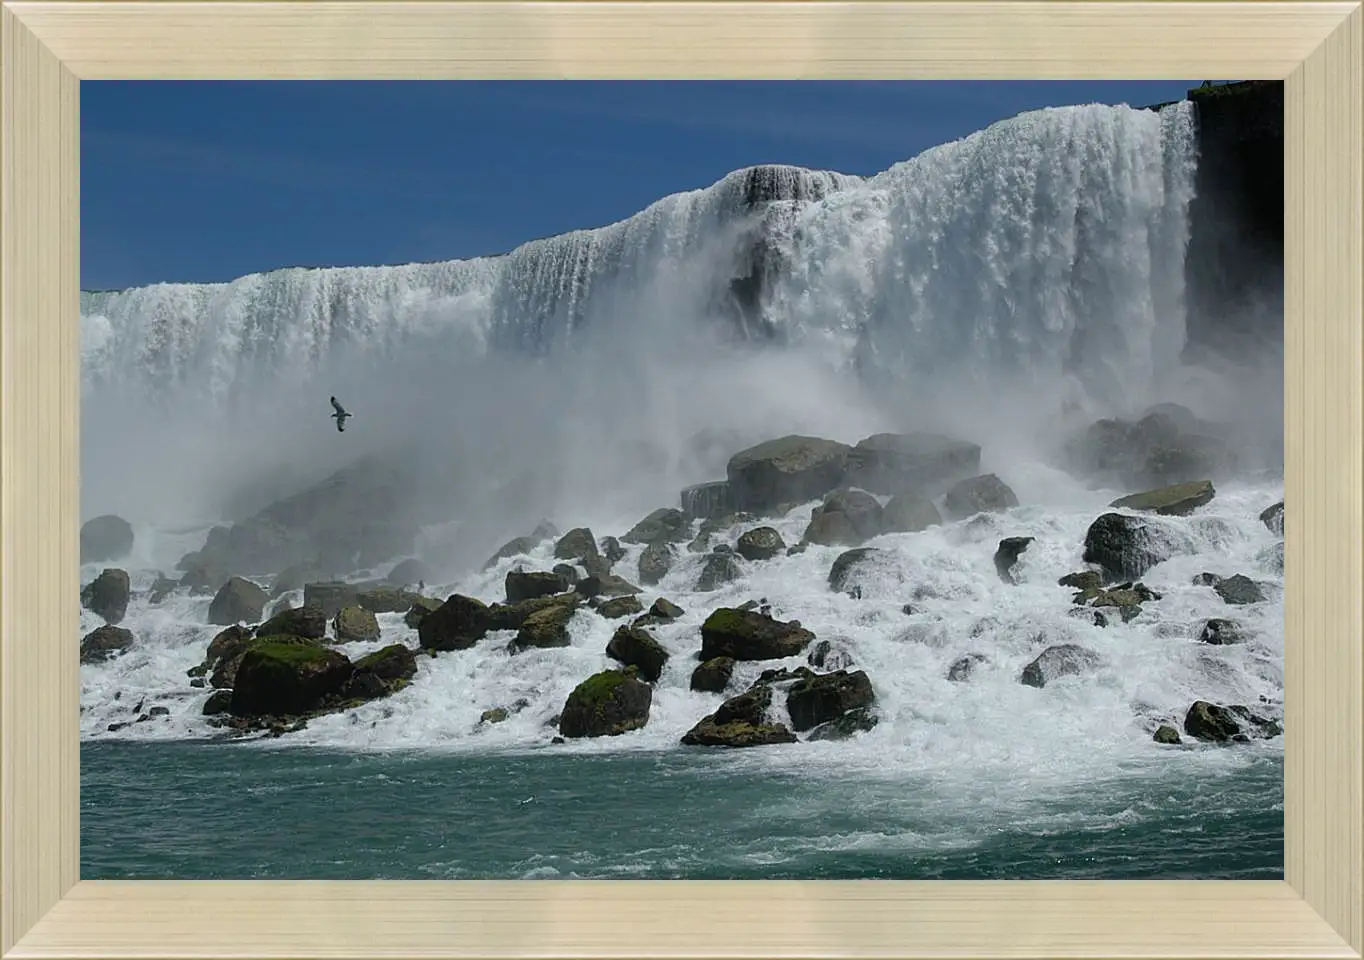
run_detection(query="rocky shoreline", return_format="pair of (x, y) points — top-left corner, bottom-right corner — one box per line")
(80, 403), (1285, 750)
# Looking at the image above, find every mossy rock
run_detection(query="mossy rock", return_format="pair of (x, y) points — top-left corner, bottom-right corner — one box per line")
(606, 625), (669, 682)
(343, 643), (418, 700)
(690, 656), (735, 693)
(229, 637), (352, 718)
(80, 624), (134, 664)
(403, 596), (443, 629)
(334, 605), (381, 643)
(1153, 724), (1182, 744)
(1110, 480), (1215, 517)
(505, 569), (571, 604)
(785, 669), (876, 732)
(511, 599), (579, 651)
(489, 592), (580, 631)
(257, 604), (328, 641)
(1059, 570), (1103, 592)
(1184, 700), (1281, 743)
(558, 668), (653, 738)
(356, 586), (424, 614)
(735, 526), (786, 562)
(480, 707), (509, 725)
(700, 608), (814, 661)
(596, 595), (644, 620)
(680, 685), (796, 748)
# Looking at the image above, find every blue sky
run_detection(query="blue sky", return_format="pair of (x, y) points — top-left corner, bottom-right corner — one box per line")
(81, 80), (1203, 291)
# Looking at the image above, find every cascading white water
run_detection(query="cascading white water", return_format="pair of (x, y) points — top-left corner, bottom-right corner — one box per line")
(78, 98), (1284, 811)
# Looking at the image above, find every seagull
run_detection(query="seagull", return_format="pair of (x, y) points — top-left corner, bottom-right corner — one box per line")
(329, 396), (352, 433)
(518, 796), (535, 806)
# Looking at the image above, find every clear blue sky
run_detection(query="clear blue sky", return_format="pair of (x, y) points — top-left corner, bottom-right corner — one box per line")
(81, 80), (1204, 291)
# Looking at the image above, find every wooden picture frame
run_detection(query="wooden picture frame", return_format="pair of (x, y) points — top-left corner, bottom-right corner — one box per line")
(2, 2), (1360, 957)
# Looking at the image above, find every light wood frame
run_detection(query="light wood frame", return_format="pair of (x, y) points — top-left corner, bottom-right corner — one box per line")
(2, 2), (1361, 958)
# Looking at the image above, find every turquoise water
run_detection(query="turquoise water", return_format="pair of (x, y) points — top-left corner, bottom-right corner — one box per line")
(81, 741), (1282, 880)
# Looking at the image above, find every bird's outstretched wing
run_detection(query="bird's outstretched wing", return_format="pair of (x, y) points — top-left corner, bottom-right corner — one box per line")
(330, 397), (347, 416)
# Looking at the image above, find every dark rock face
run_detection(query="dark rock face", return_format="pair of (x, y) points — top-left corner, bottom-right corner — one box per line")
(257, 605), (328, 642)
(606, 625), (670, 682)
(726, 435), (851, 513)
(80, 624), (134, 664)
(943, 474), (1018, 520)
(622, 508), (691, 545)
(649, 598), (685, 620)
(1020, 644), (1101, 688)
(417, 594), (490, 652)
(994, 537), (1034, 584)
(510, 598), (580, 651)
(681, 481), (733, 521)
(553, 528), (599, 562)
(1213, 574), (1265, 605)
(81, 515), (134, 564)
(1154, 724), (1182, 745)
(344, 644), (418, 699)
(700, 608), (814, 661)
(558, 668), (653, 738)
(208, 577), (268, 625)
(690, 656), (736, 693)
(505, 569), (570, 603)
(1183, 699), (1282, 743)
(736, 526), (785, 561)
(229, 639), (352, 718)
(1198, 618), (1251, 645)
(81, 568), (131, 624)
(681, 684), (797, 748)
(807, 639), (854, 671)
(804, 490), (884, 546)
(1082, 513), (1170, 582)
(806, 706), (880, 741)
(785, 670), (876, 732)
(1260, 500), (1284, 536)
(1110, 480), (1216, 517)
(880, 492), (942, 534)
(843, 432), (980, 496)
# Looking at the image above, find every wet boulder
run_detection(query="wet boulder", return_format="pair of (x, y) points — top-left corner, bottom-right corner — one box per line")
(690, 656), (736, 693)
(785, 669), (876, 732)
(204, 625), (256, 688)
(554, 527), (600, 562)
(807, 639), (854, 671)
(622, 508), (691, 546)
(417, 594), (491, 652)
(1213, 574), (1265, 605)
(484, 535), (538, 570)
(806, 706), (880, 741)
(229, 638), (352, 718)
(1109, 480), (1216, 517)
(510, 597), (580, 651)
(1260, 501), (1285, 536)
(947, 653), (988, 682)
(595, 595), (644, 620)
(303, 581), (361, 619)
(208, 577), (269, 626)
(606, 624), (669, 682)
(681, 685), (797, 747)
(342, 644), (418, 700)
(735, 526), (785, 562)
(827, 547), (889, 595)
(1198, 618), (1252, 645)
(696, 551), (742, 592)
(726, 435), (851, 513)
(700, 608), (814, 661)
(1020, 644), (1101, 688)
(803, 489), (884, 546)
(943, 474), (1018, 520)
(80, 514), (134, 564)
(880, 491), (943, 534)
(356, 586), (425, 614)
(505, 569), (571, 604)
(81, 568), (130, 624)
(257, 605), (328, 642)
(844, 432), (980, 496)
(1153, 724), (1182, 744)
(333, 605), (381, 643)
(638, 542), (675, 586)
(600, 537), (626, 564)
(1183, 700), (1282, 743)
(558, 668), (653, 738)
(403, 596), (443, 629)
(681, 481), (733, 521)
(1082, 513), (1171, 582)
(993, 537), (1034, 584)
(386, 558), (430, 587)
(80, 624), (134, 664)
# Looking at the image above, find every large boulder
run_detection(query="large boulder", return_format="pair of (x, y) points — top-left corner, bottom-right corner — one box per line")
(1184, 700), (1282, 743)
(596, 595), (644, 620)
(1109, 480), (1215, 517)
(1065, 412), (1236, 489)
(735, 526), (785, 562)
(80, 515), (134, 564)
(208, 577), (268, 626)
(417, 594), (491, 652)
(700, 608), (814, 661)
(553, 528), (599, 561)
(844, 432), (981, 495)
(606, 625), (670, 682)
(681, 685), (797, 747)
(303, 581), (361, 618)
(803, 490), (883, 546)
(1213, 574), (1265, 605)
(1082, 513), (1171, 582)
(943, 474), (1018, 520)
(1260, 501), (1285, 536)
(680, 481), (732, 521)
(695, 551), (742, 592)
(622, 508), (691, 546)
(81, 568), (130, 624)
(638, 542), (675, 586)
(356, 586), (425, 614)
(1020, 644), (1101, 688)
(80, 624), (134, 664)
(257, 605), (328, 642)
(993, 537), (1034, 585)
(726, 436), (851, 513)
(785, 669), (876, 732)
(505, 569), (571, 603)
(827, 547), (889, 594)
(484, 535), (538, 570)
(690, 656), (736, 693)
(558, 668), (653, 738)
(229, 638), (352, 717)
(510, 599), (579, 651)
(880, 492), (942, 534)
(333, 605), (381, 643)
(403, 596), (443, 629)
(342, 644), (418, 700)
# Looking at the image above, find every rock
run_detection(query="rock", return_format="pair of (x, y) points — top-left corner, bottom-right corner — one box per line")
(807, 639), (854, 671)
(596, 595), (644, 620)
(553, 528), (599, 561)
(803, 490), (883, 546)
(1260, 501), (1285, 536)
(600, 537), (626, 564)
(1059, 570), (1103, 592)
(681, 685), (797, 747)
(681, 481), (733, 521)
(356, 586), (424, 614)
(943, 474), (1018, 520)
(726, 435), (851, 513)
(1154, 724), (1182, 744)
(177, 554), (230, 596)
(1256, 541), (1284, 575)
(622, 508), (691, 546)
(993, 537), (1034, 584)
(229, 637), (352, 718)
(880, 492), (943, 534)
(735, 526), (786, 561)
(1140, 434), (1235, 488)
(827, 547), (888, 594)
(80, 624), (134, 664)
(208, 577), (268, 625)
(343, 644), (418, 699)
(202, 690), (233, 716)
(802, 510), (860, 547)
(418, 595), (491, 652)
(510, 599), (579, 651)
(700, 608), (814, 661)
(1110, 480), (1216, 517)
(695, 552), (742, 592)
(786, 669), (876, 732)
(333, 605), (381, 643)
(1085, 582), (1161, 623)
(505, 569), (571, 603)
(303, 581), (360, 618)
(81, 514), (134, 564)
(386, 558), (430, 586)
(403, 596), (443, 629)
(552, 563), (581, 585)
(1198, 618), (1251, 645)
(480, 707), (509, 724)
(575, 573), (642, 599)
(1068, 608), (1110, 628)
(257, 605), (328, 642)
(1184, 700), (1281, 743)
(690, 657), (736, 693)
(484, 535), (538, 569)
(806, 706), (880, 741)
(844, 432), (981, 496)
(1082, 513), (1170, 582)
(947, 653), (988, 682)
(649, 598), (685, 620)
(148, 574), (179, 605)
(81, 568), (130, 624)
(1020, 644), (1101, 688)
(558, 668), (653, 738)
(606, 625), (669, 682)
(204, 624), (256, 688)
(638, 542), (675, 586)
(1213, 574), (1265, 605)
(1193, 572), (1222, 587)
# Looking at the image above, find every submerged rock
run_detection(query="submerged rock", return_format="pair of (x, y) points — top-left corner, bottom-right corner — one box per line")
(947, 653), (988, 682)
(806, 706), (879, 741)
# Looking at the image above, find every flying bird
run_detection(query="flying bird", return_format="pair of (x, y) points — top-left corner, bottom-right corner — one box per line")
(329, 396), (352, 433)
